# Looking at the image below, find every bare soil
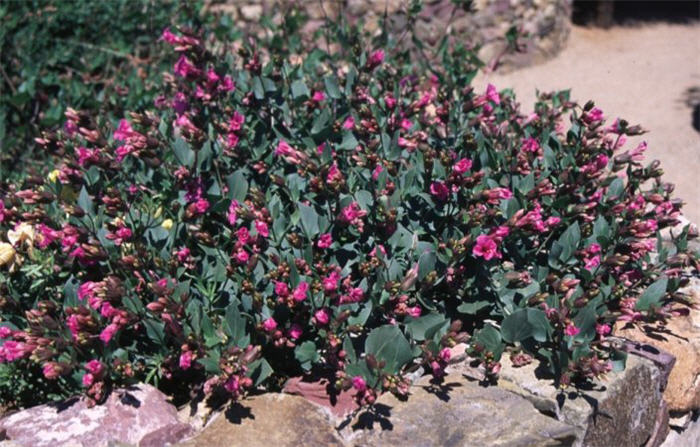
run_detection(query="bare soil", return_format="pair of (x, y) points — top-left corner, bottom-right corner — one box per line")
(475, 23), (700, 223)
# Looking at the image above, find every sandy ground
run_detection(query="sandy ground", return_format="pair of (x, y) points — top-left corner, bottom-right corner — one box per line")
(475, 24), (700, 223)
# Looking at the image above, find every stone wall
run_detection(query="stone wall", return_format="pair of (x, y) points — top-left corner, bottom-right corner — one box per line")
(206, 0), (573, 71)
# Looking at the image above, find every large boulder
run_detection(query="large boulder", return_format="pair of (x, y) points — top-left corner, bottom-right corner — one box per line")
(177, 393), (344, 447)
(455, 354), (665, 447)
(0, 384), (191, 447)
(346, 374), (577, 446)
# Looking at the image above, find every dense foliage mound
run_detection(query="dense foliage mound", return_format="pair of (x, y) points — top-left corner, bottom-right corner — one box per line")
(0, 16), (697, 409)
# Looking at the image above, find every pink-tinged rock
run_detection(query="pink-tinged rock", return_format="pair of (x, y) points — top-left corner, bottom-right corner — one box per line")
(0, 384), (191, 447)
(283, 376), (359, 418)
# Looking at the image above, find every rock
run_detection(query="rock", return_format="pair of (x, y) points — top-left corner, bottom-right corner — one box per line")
(0, 384), (191, 447)
(471, 354), (665, 447)
(177, 393), (344, 446)
(239, 5), (263, 21)
(282, 376), (359, 419)
(661, 412), (700, 447)
(346, 374), (577, 446)
(616, 312), (700, 412)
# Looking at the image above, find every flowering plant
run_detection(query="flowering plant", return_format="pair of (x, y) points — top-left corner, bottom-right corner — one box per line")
(0, 12), (697, 409)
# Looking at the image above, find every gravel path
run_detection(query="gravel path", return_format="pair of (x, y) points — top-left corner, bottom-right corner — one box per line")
(475, 23), (700, 223)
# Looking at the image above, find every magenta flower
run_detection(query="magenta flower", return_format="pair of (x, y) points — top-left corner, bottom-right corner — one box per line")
(229, 111), (245, 132)
(367, 49), (385, 69)
(176, 247), (191, 263)
(287, 324), (303, 340)
(430, 181), (449, 202)
(317, 233), (333, 249)
(262, 318), (278, 332)
(453, 158), (473, 175)
(485, 84), (501, 105)
(275, 281), (290, 298)
(292, 281), (309, 302)
(82, 373), (94, 387)
(323, 272), (340, 293)
(234, 249), (249, 264)
(343, 116), (355, 129)
(521, 137), (540, 153)
(0, 327), (11, 338)
(85, 359), (104, 376)
(237, 227), (250, 245)
(99, 323), (119, 344)
(472, 234), (501, 260)
(255, 220), (269, 238)
(352, 375), (367, 391)
(314, 308), (331, 326)
(564, 324), (580, 337)
(312, 91), (325, 102)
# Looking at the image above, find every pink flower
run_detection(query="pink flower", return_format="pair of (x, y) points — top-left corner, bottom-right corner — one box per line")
(407, 306), (422, 318)
(100, 323), (119, 344)
(439, 348), (451, 363)
(288, 324), (303, 340)
(314, 308), (331, 326)
(85, 359), (104, 376)
(275, 140), (305, 164)
(43, 362), (62, 380)
(193, 198), (210, 214)
(564, 324), (580, 337)
(312, 91), (325, 102)
(339, 202), (367, 232)
(453, 158), (472, 175)
(384, 93), (397, 109)
(224, 375), (240, 393)
(472, 234), (501, 260)
(75, 146), (100, 166)
(255, 220), (269, 238)
(234, 249), (249, 264)
(229, 111), (245, 132)
(521, 137), (540, 153)
(323, 272), (340, 293)
(352, 376), (367, 391)
(372, 164), (384, 180)
(596, 324), (611, 336)
(0, 327), (11, 338)
(227, 200), (240, 225)
(113, 119), (134, 141)
(340, 287), (364, 304)
(293, 281), (309, 302)
(275, 281), (290, 298)
(343, 116), (355, 130)
(262, 318), (278, 332)
(485, 84), (501, 105)
(430, 181), (449, 202)
(582, 107), (604, 124)
(82, 373), (94, 387)
(237, 227), (250, 245)
(368, 49), (385, 68)
(176, 247), (191, 263)
(173, 55), (201, 78)
(317, 233), (333, 249)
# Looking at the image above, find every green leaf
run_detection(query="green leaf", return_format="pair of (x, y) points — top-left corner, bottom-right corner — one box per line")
(473, 324), (503, 359)
(247, 358), (273, 386)
(143, 319), (166, 347)
(417, 249), (436, 280)
(173, 137), (195, 167)
(324, 76), (341, 98)
(298, 202), (320, 238)
(405, 313), (448, 341)
(338, 131), (358, 150)
(77, 186), (94, 214)
(311, 109), (330, 134)
(197, 354), (221, 374)
(291, 79), (310, 99)
(365, 325), (413, 374)
(294, 341), (320, 370)
(635, 277), (668, 311)
(224, 302), (247, 345)
(227, 170), (248, 202)
(501, 309), (532, 343)
(252, 76), (265, 99)
(457, 300), (491, 315)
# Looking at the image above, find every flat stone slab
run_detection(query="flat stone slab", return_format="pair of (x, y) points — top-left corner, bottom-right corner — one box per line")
(346, 374), (577, 446)
(0, 384), (191, 447)
(455, 354), (664, 447)
(177, 393), (344, 446)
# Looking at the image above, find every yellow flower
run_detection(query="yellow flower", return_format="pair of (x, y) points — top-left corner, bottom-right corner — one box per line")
(0, 243), (17, 268)
(161, 219), (174, 230)
(8, 223), (35, 253)
(48, 169), (60, 183)
(154, 207), (163, 218)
